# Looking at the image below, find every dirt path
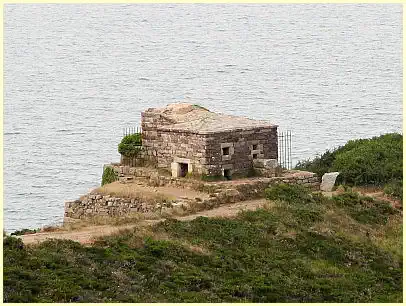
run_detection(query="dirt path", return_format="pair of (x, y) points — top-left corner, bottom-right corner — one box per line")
(18, 198), (270, 245)
(17, 189), (400, 246)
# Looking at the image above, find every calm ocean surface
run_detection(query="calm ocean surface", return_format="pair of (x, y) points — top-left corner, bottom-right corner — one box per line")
(4, 4), (402, 232)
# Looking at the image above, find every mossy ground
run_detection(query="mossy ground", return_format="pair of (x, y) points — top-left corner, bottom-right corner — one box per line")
(3, 185), (402, 303)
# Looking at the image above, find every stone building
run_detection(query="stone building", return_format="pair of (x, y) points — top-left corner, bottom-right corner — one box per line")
(141, 103), (278, 179)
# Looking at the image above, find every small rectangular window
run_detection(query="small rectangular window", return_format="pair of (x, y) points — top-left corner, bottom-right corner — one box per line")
(252, 144), (258, 150)
(222, 147), (230, 156)
(253, 153), (258, 159)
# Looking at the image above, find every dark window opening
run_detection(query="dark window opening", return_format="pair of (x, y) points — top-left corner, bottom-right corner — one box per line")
(253, 153), (258, 159)
(222, 147), (230, 156)
(223, 169), (232, 180)
(252, 144), (258, 150)
(179, 163), (188, 177)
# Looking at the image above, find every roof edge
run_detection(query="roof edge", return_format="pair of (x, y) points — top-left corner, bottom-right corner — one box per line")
(156, 124), (278, 135)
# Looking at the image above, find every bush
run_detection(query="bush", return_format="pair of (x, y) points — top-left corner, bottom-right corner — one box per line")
(101, 166), (118, 186)
(11, 229), (39, 236)
(118, 133), (142, 157)
(332, 134), (402, 185)
(295, 133), (402, 186)
(383, 180), (403, 200)
(295, 149), (337, 178)
(3, 236), (25, 250)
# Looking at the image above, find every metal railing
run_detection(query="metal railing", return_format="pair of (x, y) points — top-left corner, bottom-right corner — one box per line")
(121, 126), (143, 167)
(123, 126), (142, 137)
(278, 130), (292, 170)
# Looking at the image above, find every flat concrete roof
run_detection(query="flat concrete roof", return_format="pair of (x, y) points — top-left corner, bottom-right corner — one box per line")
(144, 103), (277, 134)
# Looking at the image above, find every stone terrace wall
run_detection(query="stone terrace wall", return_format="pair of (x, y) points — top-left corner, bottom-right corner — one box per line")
(65, 170), (320, 221)
(65, 194), (160, 219)
(198, 171), (320, 204)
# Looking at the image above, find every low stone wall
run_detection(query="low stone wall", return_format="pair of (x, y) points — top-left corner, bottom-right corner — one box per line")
(202, 171), (320, 204)
(64, 193), (199, 220)
(107, 163), (160, 178)
(65, 194), (157, 220)
(269, 171), (320, 189)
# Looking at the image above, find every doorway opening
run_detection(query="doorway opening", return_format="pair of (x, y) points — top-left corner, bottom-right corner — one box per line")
(223, 169), (232, 180)
(179, 163), (189, 177)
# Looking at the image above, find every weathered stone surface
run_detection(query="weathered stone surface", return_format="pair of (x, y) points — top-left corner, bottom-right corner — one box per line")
(253, 158), (278, 169)
(320, 172), (340, 192)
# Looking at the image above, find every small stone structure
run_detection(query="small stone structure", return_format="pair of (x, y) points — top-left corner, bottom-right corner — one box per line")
(140, 103), (278, 179)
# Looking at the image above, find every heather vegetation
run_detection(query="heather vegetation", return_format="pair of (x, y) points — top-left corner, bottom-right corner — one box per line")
(4, 185), (402, 302)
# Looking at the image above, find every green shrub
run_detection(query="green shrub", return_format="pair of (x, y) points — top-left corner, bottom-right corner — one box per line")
(11, 229), (39, 236)
(332, 134), (402, 185)
(383, 180), (403, 200)
(101, 166), (118, 186)
(295, 133), (402, 186)
(295, 149), (337, 178)
(192, 104), (209, 111)
(3, 236), (25, 250)
(118, 133), (142, 157)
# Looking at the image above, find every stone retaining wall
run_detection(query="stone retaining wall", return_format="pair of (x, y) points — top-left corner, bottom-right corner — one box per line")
(66, 167), (320, 221)
(65, 194), (160, 219)
(64, 193), (198, 220)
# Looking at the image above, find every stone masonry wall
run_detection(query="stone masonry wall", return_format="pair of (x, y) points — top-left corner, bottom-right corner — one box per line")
(202, 127), (278, 176)
(65, 194), (160, 219)
(142, 111), (207, 171)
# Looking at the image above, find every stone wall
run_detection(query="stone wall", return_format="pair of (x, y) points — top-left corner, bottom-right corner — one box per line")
(203, 127), (278, 176)
(142, 111), (208, 170)
(64, 194), (161, 219)
(200, 171), (320, 204)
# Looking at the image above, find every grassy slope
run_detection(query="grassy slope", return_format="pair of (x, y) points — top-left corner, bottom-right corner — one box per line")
(3, 187), (402, 303)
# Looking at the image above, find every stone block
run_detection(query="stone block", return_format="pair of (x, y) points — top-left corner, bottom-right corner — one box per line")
(320, 172), (340, 192)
